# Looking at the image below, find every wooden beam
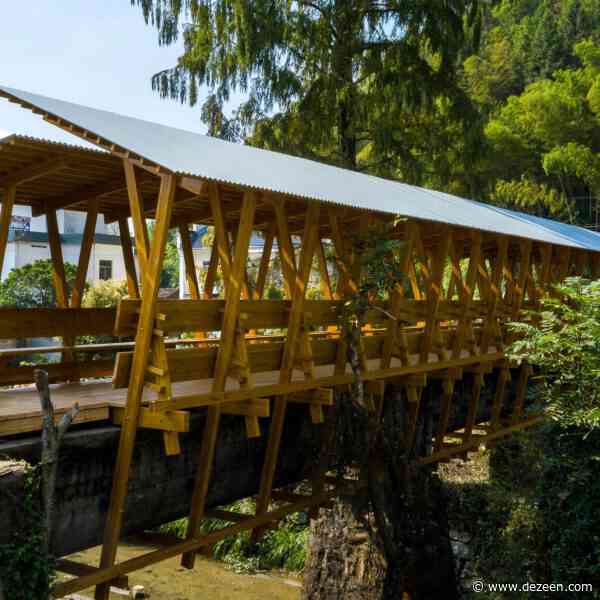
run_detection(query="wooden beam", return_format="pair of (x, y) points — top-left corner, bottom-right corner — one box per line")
(179, 224), (201, 300)
(54, 488), (338, 598)
(0, 185), (16, 276)
(94, 173), (177, 600)
(208, 182), (232, 282)
(123, 160), (150, 279)
(181, 190), (258, 569)
(117, 217), (139, 298)
(32, 175), (127, 217)
(420, 227), (452, 362)
(203, 236), (219, 299)
(273, 199), (297, 299)
(71, 199), (99, 308)
(46, 210), (70, 309)
(253, 202), (320, 540)
(254, 224), (275, 300)
(0, 157), (67, 192)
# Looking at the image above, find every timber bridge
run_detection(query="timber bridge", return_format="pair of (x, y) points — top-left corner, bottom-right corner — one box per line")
(1, 85), (599, 599)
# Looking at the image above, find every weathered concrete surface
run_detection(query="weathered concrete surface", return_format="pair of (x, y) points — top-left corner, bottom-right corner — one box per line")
(0, 407), (321, 557)
(0, 373), (529, 558)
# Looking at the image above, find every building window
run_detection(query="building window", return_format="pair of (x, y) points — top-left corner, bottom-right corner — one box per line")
(99, 260), (113, 280)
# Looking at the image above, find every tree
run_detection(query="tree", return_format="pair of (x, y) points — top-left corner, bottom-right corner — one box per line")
(0, 260), (77, 309)
(131, 0), (482, 176)
(482, 40), (600, 223)
(462, 0), (600, 110)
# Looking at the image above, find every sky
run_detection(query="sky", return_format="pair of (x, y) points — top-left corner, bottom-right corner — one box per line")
(0, 1), (211, 145)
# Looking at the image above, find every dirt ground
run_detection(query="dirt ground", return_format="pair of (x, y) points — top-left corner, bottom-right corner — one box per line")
(61, 539), (301, 600)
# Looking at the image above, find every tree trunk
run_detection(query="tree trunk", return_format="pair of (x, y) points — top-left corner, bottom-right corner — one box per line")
(35, 369), (80, 556)
(303, 492), (385, 599)
(302, 385), (458, 600)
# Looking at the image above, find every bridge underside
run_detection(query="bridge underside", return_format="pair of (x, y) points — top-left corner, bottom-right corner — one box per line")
(1, 373), (537, 559)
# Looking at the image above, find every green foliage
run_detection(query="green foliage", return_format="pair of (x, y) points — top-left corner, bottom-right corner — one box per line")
(82, 279), (129, 308)
(0, 464), (54, 600)
(482, 38), (600, 221)
(160, 498), (308, 573)
(131, 0), (482, 196)
(508, 277), (600, 429)
(0, 260), (77, 308)
(161, 231), (180, 288)
(463, 0), (600, 108)
(445, 428), (600, 599)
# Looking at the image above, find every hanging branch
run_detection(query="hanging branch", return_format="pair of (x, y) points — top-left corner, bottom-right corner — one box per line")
(34, 369), (80, 556)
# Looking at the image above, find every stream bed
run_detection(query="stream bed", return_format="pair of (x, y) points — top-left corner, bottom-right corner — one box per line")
(62, 537), (302, 600)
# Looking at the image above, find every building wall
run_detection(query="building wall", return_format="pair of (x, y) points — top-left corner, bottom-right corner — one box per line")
(2, 207), (135, 285)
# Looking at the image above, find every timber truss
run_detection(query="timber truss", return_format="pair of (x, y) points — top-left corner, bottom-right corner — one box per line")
(0, 146), (596, 598)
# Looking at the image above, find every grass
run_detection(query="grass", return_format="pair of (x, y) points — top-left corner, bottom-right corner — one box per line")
(159, 498), (309, 573)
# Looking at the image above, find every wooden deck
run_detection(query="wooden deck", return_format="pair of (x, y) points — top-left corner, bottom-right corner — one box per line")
(0, 349), (503, 437)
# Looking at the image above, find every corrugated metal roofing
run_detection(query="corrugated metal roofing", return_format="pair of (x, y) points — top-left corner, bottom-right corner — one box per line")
(2, 84), (600, 252)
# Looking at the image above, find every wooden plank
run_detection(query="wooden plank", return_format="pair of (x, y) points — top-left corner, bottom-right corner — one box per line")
(71, 199), (99, 308)
(111, 407), (190, 432)
(95, 171), (177, 600)
(0, 405), (109, 436)
(0, 307), (116, 339)
(117, 217), (139, 298)
(0, 358), (113, 387)
(0, 185), (16, 275)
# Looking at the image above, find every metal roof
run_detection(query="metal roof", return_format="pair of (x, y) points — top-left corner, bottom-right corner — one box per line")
(2, 84), (600, 252)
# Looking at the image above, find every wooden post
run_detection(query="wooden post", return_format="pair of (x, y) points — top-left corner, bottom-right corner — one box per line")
(254, 224), (275, 299)
(252, 202), (320, 540)
(179, 223), (201, 300)
(181, 190), (257, 568)
(95, 172), (177, 600)
(273, 199), (297, 299)
(46, 209), (74, 363)
(71, 199), (99, 308)
(117, 217), (139, 298)
(123, 161), (150, 284)
(0, 185), (16, 276)
(381, 222), (417, 369)
(46, 210), (70, 309)
(203, 238), (219, 299)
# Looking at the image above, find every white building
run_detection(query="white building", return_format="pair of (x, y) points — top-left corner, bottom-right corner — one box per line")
(1, 205), (131, 283)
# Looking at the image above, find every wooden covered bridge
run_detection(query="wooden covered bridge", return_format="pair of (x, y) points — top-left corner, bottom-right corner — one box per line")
(1, 85), (599, 599)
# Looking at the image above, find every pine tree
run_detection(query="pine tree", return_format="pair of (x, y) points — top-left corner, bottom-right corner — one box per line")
(131, 0), (482, 172)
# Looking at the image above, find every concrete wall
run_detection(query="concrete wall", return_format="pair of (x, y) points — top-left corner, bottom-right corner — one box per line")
(0, 407), (321, 557)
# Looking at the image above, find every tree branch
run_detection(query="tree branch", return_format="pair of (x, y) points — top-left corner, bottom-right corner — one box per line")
(34, 369), (80, 556)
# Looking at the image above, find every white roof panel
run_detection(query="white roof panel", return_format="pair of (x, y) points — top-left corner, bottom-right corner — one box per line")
(1, 84), (598, 251)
